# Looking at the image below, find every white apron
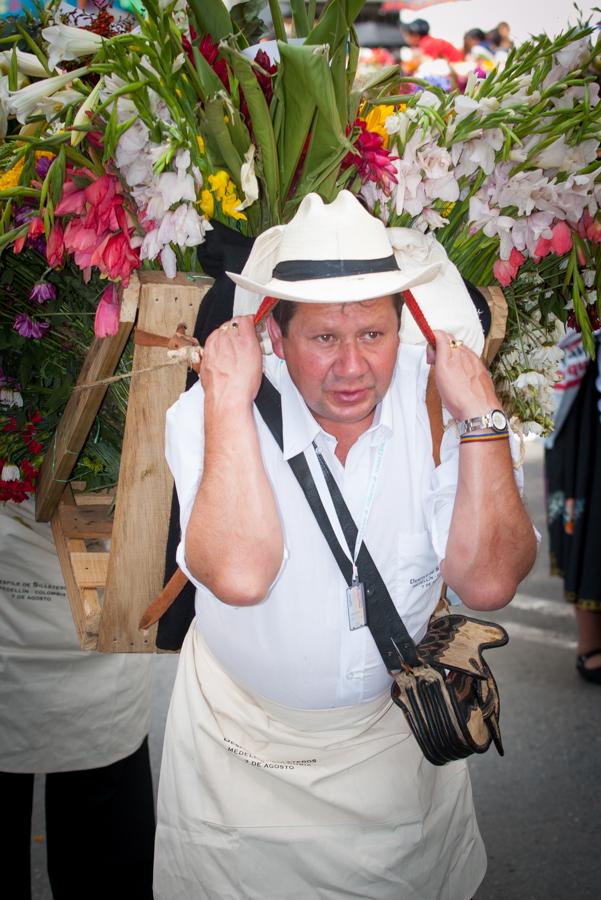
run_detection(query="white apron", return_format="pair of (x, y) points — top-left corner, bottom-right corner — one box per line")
(0, 501), (152, 773)
(154, 624), (486, 900)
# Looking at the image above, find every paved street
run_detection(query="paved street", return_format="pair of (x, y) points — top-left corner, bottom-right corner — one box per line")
(30, 441), (600, 899)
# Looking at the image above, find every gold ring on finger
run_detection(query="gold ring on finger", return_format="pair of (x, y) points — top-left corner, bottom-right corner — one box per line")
(449, 338), (464, 349)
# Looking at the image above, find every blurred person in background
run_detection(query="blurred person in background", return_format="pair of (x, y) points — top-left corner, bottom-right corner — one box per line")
(0, 500), (156, 899)
(545, 330), (601, 684)
(401, 17), (464, 64)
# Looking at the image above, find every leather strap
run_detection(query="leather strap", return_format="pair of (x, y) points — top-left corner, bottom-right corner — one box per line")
(138, 566), (189, 630)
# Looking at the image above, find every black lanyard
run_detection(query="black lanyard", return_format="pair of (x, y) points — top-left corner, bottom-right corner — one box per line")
(255, 376), (420, 670)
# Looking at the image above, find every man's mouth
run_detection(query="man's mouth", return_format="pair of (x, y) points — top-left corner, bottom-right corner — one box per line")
(330, 387), (371, 403)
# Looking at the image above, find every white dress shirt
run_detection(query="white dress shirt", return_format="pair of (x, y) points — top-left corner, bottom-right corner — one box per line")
(166, 345), (522, 709)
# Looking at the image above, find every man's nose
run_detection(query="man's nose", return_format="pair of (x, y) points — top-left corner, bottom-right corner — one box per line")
(332, 340), (369, 379)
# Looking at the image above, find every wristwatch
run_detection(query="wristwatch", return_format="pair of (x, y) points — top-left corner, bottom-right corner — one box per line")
(457, 409), (508, 436)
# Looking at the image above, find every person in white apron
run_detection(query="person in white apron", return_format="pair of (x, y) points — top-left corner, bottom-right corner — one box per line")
(155, 191), (537, 900)
(0, 500), (155, 900)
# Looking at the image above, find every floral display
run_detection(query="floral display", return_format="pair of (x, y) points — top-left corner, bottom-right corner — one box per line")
(0, 1), (600, 500)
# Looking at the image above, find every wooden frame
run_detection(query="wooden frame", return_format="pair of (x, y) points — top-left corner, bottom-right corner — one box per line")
(42, 271), (213, 652)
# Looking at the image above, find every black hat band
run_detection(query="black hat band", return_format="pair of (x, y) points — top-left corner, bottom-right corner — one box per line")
(272, 255), (400, 282)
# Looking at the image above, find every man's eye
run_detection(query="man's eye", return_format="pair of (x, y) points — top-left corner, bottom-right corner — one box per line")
(364, 331), (382, 340)
(316, 334), (335, 343)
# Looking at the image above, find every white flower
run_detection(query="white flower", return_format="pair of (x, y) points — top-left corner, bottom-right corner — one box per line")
(416, 90), (441, 110)
(160, 244), (177, 279)
(1, 464), (20, 482)
(42, 24), (102, 72)
(513, 371), (548, 390)
(534, 135), (598, 173)
(521, 421), (544, 437)
(8, 67), (88, 124)
(158, 151), (196, 208)
(71, 76), (103, 146)
(0, 75), (8, 139)
(415, 208), (449, 231)
(0, 49), (47, 78)
(237, 144), (259, 211)
(0, 388), (23, 408)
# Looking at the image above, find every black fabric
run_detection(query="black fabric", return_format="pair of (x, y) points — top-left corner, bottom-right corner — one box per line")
(254, 376), (420, 669)
(464, 279), (491, 337)
(0, 738), (155, 900)
(45, 738), (155, 900)
(0, 770), (34, 900)
(272, 254), (399, 281)
(156, 223), (256, 650)
(545, 340), (601, 609)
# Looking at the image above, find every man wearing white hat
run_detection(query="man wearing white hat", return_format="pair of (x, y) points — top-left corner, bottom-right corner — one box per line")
(154, 191), (536, 899)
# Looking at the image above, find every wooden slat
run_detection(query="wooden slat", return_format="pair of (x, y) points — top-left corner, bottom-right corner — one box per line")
(73, 491), (114, 507)
(480, 285), (508, 366)
(71, 551), (109, 589)
(51, 515), (97, 650)
(97, 277), (211, 652)
(35, 275), (140, 523)
(58, 503), (113, 539)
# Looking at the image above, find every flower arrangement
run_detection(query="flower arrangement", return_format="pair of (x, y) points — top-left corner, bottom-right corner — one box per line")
(0, 1), (600, 500)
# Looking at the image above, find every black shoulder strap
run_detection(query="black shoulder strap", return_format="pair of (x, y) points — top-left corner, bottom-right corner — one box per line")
(255, 376), (420, 670)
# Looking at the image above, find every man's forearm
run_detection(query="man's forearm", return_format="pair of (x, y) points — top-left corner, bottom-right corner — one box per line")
(185, 400), (284, 606)
(440, 439), (537, 610)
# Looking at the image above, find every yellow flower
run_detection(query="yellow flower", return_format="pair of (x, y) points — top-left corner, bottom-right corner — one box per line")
(221, 190), (247, 221)
(440, 202), (456, 218)
(197, 135), (205, 154)
(208, 170), (230, 200)
(0, 158), (25, 191)
(363, 105), (395, 147)
(199, 188), (214, 218)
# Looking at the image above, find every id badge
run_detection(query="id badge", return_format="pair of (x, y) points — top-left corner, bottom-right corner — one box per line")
(346, 580), (367, 630)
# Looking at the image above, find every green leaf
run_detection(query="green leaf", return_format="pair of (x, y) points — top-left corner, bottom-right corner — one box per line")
(289, 0), (310, 37)
(275, 41), (353, 204)
(219, 42), (280, 220)
(187, 0), (233, 42)
(306, 0), (364, 51)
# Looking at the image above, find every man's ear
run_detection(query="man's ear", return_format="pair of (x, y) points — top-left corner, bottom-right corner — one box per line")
(266, 314), (285, 360)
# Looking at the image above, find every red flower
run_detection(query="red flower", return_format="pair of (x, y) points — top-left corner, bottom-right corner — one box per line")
(534, 221), (573, 260)
(183, 30), (229, 89)
(3, 416), (18, 432)
(94, 283), (121, 338)
(254, 49), (277, 104)
(341, 120), (398, 194)
(493, 247), (526, 287)
(47, 222), (65, 268)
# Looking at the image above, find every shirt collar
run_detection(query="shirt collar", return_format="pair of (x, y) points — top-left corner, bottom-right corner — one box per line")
(277, 359), (394, 460)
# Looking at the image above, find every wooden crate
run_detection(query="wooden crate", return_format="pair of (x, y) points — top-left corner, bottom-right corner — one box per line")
(37, 271), (213, 652)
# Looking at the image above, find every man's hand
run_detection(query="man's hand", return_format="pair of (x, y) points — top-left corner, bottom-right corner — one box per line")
(200, 315), (263, 411)
(426, 329), (499, 421)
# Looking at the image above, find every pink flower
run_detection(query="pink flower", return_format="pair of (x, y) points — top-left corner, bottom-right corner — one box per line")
(94, 283), (121, 338)
(534, 221), (573, 259)
(55, 180), (88, 216)
(493, 247), (525, 287)
(13, 314), (50, 339)
(586, 214), (601, 244)
(46, 223), (65, 268)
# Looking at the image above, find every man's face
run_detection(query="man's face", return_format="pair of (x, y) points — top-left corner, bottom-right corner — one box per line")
(267, 296), (400, 431)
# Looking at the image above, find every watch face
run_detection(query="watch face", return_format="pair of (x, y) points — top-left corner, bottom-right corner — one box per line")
(491, 409), (507, 431)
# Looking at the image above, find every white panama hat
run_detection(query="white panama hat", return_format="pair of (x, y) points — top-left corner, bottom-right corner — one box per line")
(227, 191), (442, 305)
(230, 191), (485, 356)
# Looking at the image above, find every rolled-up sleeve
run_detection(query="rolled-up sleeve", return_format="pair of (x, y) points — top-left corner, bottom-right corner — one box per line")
(164, 380), (205, 587)
(424, 423), (531, 563)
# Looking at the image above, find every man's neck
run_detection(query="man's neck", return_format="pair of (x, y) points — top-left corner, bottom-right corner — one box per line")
(313, 410), (376, 465)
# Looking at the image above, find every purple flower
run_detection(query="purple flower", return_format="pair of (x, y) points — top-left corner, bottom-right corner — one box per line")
(35, 156), (53, 179)
(13, 314), (50, 339)
(13, 204), (36, 227)
(30, 282), (57, 304)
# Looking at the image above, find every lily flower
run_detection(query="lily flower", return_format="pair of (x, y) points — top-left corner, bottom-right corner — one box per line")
(0, 49), (47, 78)
(8, 67), (88, 124)
(42, 24), (103, 72)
